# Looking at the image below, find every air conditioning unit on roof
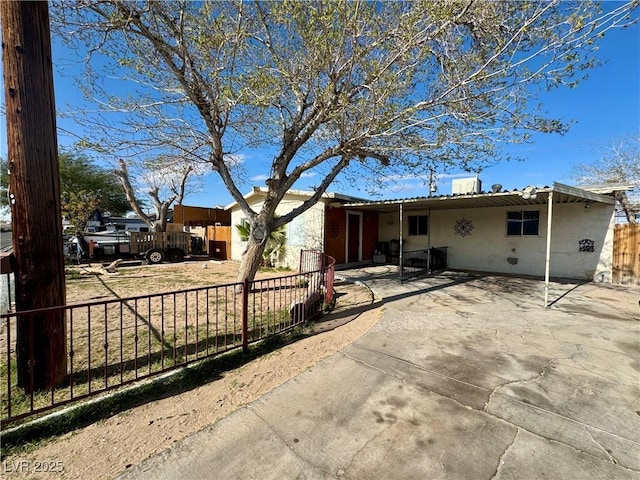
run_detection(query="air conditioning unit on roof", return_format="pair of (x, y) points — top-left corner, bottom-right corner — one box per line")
(452, 177), (482, 195)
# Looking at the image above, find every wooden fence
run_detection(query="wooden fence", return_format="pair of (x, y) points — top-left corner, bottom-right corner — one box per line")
(207, 225), (231, 259)
(613, 223), (640, 285)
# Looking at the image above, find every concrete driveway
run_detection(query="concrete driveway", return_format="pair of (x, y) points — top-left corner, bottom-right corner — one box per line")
(120, 269), (640, 480)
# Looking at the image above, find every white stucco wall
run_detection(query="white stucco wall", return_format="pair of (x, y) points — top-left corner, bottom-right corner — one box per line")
(230, 193), (326, 270)
(379, 202), (616, 281)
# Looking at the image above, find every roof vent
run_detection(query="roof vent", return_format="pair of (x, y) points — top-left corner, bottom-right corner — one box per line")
(521, 186), (537, 200)
(491, 184), (502, 193)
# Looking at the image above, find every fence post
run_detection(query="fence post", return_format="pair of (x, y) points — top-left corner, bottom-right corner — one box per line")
(241, 279), (249, 353)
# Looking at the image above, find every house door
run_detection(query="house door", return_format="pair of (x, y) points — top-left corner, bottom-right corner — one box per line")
(347, 213), (361, 263)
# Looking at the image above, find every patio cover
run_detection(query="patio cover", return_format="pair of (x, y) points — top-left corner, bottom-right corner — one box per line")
(341, 182), (622, 307)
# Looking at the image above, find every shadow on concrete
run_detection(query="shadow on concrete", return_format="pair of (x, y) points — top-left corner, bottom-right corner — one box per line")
(312, 300), (384, 334)
(379, 273), (485, 305)
(545, 280), (591, 307)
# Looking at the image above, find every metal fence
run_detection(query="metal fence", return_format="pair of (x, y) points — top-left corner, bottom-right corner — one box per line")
(1, 250), (14, 314)
(299, 249), (335, 306)
(1, 251), (335, 425)
(400, 246), (448, 282)
(1, 272), (13, 314)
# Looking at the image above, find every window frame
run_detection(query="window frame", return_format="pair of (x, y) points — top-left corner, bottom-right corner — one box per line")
(506, 210), (540, 236)
(408, 214), (428, 236)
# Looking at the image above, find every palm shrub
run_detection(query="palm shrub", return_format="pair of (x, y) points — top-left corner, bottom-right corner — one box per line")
(236, 220), (286, 267)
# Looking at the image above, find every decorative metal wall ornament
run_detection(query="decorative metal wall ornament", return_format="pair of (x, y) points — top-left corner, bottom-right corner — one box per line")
(454, 218), (474, 237)
(578, 239), (595, 252)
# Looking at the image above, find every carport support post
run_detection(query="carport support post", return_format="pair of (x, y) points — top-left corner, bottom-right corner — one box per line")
(399, 203), (404, 281)
(427, 208), (431, 272)
(544, 190), (554, 307)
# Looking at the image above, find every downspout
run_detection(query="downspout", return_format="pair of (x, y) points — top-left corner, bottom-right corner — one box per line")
(399, 203), (404, 282)
(544, 190), (554, 307)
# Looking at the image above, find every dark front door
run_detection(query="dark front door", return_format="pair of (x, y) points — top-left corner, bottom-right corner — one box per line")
(347, 213), (360, 263)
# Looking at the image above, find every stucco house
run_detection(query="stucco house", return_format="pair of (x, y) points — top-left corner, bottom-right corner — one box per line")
(227, 187), (367, 269)
(228, 180), (630, 285)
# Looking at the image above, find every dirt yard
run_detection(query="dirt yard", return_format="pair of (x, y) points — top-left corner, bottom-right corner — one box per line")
(2, 260), (382, 480)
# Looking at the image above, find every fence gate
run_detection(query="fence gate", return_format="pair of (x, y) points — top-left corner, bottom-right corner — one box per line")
(613, 224), (640, 285)
(207, 226), (231, 260)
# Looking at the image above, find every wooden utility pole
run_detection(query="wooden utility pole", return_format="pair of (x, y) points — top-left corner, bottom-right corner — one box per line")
(1, 1), (67, 391)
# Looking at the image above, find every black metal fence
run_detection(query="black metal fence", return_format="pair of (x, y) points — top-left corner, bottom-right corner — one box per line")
(0, 251), (335, 425)
(400, 246), (448, 282)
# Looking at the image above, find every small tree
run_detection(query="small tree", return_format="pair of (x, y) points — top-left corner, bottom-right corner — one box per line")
(263, 225), (287, 267)
(57, 151), (130, 231)
(59, 152), (130, 215)
(573, 136), (640, 223)
(2, 151), (130, 231)
(61, 190), (100, 232)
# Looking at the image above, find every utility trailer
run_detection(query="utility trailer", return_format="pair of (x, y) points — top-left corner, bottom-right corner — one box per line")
(129, 231), (191, 263)
(66, 231), (195, 264)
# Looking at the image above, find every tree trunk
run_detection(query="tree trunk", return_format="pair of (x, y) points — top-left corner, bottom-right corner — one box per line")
(237, 236), (268, 283)
(152, 202), (170, 232)
(1, 1), (67, 392)
(115, 159), (155, 231)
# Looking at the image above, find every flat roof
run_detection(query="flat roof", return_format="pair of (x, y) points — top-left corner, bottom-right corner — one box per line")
(343, 182), (616, 212)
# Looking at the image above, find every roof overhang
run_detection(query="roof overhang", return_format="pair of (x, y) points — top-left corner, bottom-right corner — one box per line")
(343, 182), (615, 212)
(226, 186), (369, 210)
(577, 183), (635, 195)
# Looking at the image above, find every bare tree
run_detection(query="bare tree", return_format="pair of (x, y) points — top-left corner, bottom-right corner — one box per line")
(52, 0), (638, 281)
(115, 157), (201, 232)
(573, 136), (640, 223)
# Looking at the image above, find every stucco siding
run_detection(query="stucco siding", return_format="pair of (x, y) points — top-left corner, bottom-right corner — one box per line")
(230, 194), (326, 270)
(377, 211), (401, 243)
(282, 198), (325, 268)
(542, 203), (614, 281)
(376, 202), (615, 281)
(426, 203), (615, 280)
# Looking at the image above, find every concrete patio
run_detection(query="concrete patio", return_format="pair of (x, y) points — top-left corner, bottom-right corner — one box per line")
(120, 269), (640, 479)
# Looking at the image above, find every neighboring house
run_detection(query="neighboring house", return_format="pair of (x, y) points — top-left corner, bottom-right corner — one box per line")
(226, 180), (631, 283)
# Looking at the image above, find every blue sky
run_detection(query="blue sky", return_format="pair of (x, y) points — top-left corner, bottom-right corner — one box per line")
(1, 4), (639, 212)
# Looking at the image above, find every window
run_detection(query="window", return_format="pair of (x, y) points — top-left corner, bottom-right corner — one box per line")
(408, 215), (428, 236)
(507, 210), (539, 236)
